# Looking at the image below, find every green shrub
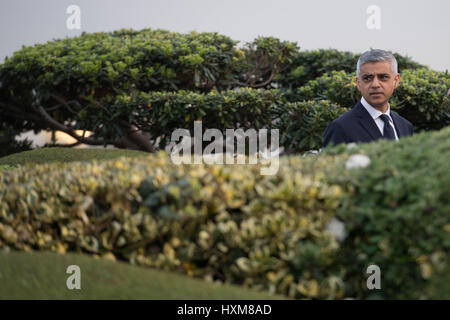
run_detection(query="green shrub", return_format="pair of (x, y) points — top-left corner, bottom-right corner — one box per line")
(111, 88), (286, 149)
(1, 126), (449, 299)
(0, 28), (238, 97)
(109, 90), (347, 152)
(0, 29), (297, 151)
(233, 37), (299, 88)
(294, 69), (450, 131)
(391, 68), (450, 131)
(276, 100), (348, 153)
(0, 165), (16, 172)
(323, 127), (450, 299)
(294, 70), (359, 107)
(0, 28), (240, 147)
(277, 49), (427, 89)
(0, 152), (344, 299)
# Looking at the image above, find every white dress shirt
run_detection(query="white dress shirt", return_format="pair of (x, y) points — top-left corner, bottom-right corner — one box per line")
(360, 97), (399, 140)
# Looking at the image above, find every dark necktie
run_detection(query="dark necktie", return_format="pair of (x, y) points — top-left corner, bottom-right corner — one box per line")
(379, 114), (396, 140)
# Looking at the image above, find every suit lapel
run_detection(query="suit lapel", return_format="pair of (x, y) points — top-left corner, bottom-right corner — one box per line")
(354, 102), (383, 140)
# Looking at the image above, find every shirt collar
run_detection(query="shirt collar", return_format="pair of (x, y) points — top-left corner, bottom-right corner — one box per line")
(360, 96), (391, 120)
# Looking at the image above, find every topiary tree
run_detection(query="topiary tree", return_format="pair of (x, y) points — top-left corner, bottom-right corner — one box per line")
(277, 48), (427, 90)
(275, 100), (348, 153)
(0, 28), (242, 151)
(232, 36), (299, 89)
(0, 28), (297, 153)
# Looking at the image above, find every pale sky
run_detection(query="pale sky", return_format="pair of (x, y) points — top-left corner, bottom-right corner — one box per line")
(1, 0), (449, 71)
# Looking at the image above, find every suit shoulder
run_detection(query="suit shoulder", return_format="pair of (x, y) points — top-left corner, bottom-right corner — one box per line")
(330, 106), (359, 126)
(391, 110), (413, 127)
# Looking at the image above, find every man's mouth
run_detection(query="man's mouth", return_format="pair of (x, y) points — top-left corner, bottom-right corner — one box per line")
(370, 92), (383, 96)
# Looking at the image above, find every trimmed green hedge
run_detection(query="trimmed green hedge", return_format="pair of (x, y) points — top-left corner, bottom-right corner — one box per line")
(277, 49), (427, 89)
(293, 70), (359, 108)
(0, 152), (344, 299)
(0, 29), (297, 146)
(1, 126), (448, 299)
(276, 100), (347, 153)
(323, 127), (450, 299)
(0, 28), (238, 95)
(293, 69), (450, 131)
(391, 68), (450, 131)
(111, 88), (285, 148)
(107, 89), (343, 152)
(0, 28), (240, 139)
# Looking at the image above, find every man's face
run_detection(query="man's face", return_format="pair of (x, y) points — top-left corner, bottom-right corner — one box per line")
(356, 61), (400, 111)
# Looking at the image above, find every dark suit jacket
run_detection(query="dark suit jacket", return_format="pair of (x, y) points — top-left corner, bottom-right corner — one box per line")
(323, 101), (414, 148)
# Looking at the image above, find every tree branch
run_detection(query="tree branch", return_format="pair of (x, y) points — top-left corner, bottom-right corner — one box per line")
(50, 94), (81, 115)
(32, 104), (116, 146)
(0, 101), (44, 123)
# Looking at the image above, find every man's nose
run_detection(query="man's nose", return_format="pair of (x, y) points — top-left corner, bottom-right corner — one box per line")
(371, 77), (381, 88)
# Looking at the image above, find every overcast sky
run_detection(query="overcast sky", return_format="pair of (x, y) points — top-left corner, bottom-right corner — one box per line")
(0, 0), (449, 71)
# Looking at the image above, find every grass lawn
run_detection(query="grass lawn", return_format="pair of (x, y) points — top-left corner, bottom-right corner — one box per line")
(0, 250), (285, 300)
(0, 147), (149, 167)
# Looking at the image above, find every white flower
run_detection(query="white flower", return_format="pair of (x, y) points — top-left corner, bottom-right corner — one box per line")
(345, 154), (371, 169)
(302, 149), (320, 157)
(346, 142), (358, 150)
(326, 218), (346, 242)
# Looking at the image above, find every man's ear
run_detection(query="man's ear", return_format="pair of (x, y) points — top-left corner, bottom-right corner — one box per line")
(393, 73), (400, 88)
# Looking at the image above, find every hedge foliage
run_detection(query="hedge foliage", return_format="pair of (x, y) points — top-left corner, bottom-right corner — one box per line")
(107, 89), (343, 153)
(0, 28), (237, 95)
(323, 127), (450, 299)
(1, 126), (448, 299)
(276, 100), (347, 153)
(109, 88), (284, 148)
(0, 28), (301, 153)
(0, 28), (241, 135)
(391, 68), (450, 131)
(277, 49), (427, 89)
(0, 152), (344, 299)
(293, 69), (450, 131)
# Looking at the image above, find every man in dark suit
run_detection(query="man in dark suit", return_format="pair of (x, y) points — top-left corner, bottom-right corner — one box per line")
(323, 49), (414, 148)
